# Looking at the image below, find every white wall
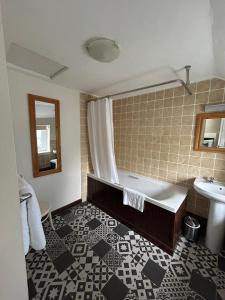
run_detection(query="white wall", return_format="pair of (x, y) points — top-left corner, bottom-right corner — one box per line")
(0, 2), (28, 299)
(8, 68), (81, 210)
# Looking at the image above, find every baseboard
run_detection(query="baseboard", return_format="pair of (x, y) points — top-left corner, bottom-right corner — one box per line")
(52, 199), (82, 216)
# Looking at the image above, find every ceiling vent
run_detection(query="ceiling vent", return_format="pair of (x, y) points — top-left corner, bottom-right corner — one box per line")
(6, 43), (68, 79)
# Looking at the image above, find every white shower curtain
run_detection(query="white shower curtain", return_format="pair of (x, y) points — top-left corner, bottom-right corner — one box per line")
(88, 98), (119, 184)
(218, 118), (225, 148)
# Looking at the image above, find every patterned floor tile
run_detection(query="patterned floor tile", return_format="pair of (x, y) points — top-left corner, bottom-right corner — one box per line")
(168, 259), (192, 284)
(86, 260), (114, 291)
(115, 257), (141, 289)
(26, 249), (49, 274)
(148, 246), (172, 270)
(45, 230), (61, 248)
(28, 277), (37, 299)
(93, 291), (107, 300)
(102, 248), (125, 272)
(70, 269), (99, 299)
(28, 252), (58, 295)
(96, 212), (116, 225)
(130, 252), (149, 272)
(124, 290), (139, 300)
(46, 240), (68, 261)
(69, 217), (89, 240)
(77, 250), (101, 274)
(218, 251), (225, 272)
(123, 230), (143, 247)
(81, 231), (102, 248)
(37, 270), (76, 300)
(156, 271), (202, 300)
(114, 223), (130, 238)
(186, 245), (218, 278)
(86, 218), (102, 230)
(105, 231), (122, 247)
(72, 206), (91, 218)
(52, 215), (67, 230)
(173, 236), (193, 262)
(61, 211), (77, 224)
(113, 241), (133, 257)
(190, 269), (217, 300)
(135, 238), (153, 255)
(142, 258), (166, 286)
(53, 251), (75, 274)
(94, 224), (113, 239)
(26, 202), (224, 300)
(101, 274), (129, 300)
(61, 231), (78, 250)
(92, 239), (112, 258)
(69, 215), (88, 229)
(104, 218), (119, 229)
(211, 269), (225, 290)
(66, 260), (84, 282)
(71, 242), (88, 258)
(132, 273), (157, 300)
(42, 220), (54, 235)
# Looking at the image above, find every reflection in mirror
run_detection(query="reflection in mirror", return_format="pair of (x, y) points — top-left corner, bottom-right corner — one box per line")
(35, 101), (57, 172)
(28, 95), (61, 177)
(194, 112), (225, 153)
(202, 118), (225, 148)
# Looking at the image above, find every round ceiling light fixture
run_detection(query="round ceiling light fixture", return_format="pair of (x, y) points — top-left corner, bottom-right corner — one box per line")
(85, 37), (120, 63)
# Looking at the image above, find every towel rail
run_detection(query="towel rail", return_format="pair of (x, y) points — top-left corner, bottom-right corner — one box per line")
(20, 193), (32, 204)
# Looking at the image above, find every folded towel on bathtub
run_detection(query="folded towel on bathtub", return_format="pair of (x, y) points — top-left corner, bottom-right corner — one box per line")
(123, 187), (145, 212)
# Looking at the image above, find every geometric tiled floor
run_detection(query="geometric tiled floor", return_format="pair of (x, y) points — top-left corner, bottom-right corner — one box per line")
(26, 201), (225, 300)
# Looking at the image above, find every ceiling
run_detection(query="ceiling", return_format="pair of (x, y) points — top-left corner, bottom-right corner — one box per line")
(1, 0), (224, 96)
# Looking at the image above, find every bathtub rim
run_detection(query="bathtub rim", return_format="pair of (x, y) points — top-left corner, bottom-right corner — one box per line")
(87, 170), (188, 213)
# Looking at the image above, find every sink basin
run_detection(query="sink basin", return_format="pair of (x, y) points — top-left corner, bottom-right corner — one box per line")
(194, 178), (225, 204)
(194, 177), (225, 253)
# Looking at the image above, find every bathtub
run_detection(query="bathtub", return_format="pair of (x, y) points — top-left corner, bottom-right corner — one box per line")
(87, 169), (188, 254)
(88, 169), (188, 213)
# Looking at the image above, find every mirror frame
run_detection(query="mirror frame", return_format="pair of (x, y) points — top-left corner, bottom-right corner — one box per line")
(28, 94), (62, 177)
(194, 111), (225, 153)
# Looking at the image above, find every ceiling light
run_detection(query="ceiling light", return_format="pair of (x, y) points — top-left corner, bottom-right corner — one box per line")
(85, 38), (120, 63)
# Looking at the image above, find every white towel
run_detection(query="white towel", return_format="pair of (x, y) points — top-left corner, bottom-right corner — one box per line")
(18, 175), (46, 254)
(20, 200), (30, 255)
(123, 187), (145, 212)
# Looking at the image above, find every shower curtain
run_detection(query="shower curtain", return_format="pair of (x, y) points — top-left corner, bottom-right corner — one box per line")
(87, 98), (119, 184)
(218, 118), (225, 148)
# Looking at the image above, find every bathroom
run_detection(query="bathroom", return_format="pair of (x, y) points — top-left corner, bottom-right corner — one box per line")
(1, 1), (225, 300)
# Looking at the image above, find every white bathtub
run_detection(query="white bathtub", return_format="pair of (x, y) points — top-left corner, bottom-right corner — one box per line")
(88, 169), (188, 213)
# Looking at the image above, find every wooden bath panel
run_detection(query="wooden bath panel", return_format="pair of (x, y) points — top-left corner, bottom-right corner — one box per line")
(87, 176), (186, 255)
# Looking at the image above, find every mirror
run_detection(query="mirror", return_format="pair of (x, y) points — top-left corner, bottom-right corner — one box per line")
(194, 112), (225, 152)
(28, 94), (62, 177)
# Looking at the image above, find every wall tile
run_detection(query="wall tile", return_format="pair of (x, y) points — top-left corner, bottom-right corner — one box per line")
(113, 78), (225, 218)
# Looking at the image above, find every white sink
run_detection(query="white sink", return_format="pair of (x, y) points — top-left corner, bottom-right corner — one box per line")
(194, 177), (225, 253)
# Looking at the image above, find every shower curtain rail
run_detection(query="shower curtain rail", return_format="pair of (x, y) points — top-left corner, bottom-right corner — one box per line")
(87, 65), (192, 102)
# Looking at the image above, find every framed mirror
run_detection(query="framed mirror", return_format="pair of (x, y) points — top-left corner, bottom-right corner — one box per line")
(28, 94), (62, 177)
(194, 112), (225, 153)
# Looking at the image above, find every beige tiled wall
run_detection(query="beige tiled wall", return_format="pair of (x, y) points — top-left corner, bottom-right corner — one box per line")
(113, 78), (225, 217)
(80, 93), (92, 200)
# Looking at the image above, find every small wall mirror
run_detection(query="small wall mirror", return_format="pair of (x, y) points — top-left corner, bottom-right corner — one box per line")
(28, 94), (62, 177)
(194, 112), (225, 152)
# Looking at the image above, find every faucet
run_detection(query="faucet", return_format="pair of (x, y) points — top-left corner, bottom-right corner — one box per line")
(207, 177), (215, 183)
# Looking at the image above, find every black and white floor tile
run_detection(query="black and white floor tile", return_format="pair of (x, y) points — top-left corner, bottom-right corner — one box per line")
(27, 201), (225, 300)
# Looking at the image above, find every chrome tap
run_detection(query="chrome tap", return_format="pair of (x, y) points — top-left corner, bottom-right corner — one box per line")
(207, 177), (215, 183)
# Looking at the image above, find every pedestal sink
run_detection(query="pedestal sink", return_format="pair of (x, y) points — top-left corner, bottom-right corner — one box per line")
(194, 177), (225, 253)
